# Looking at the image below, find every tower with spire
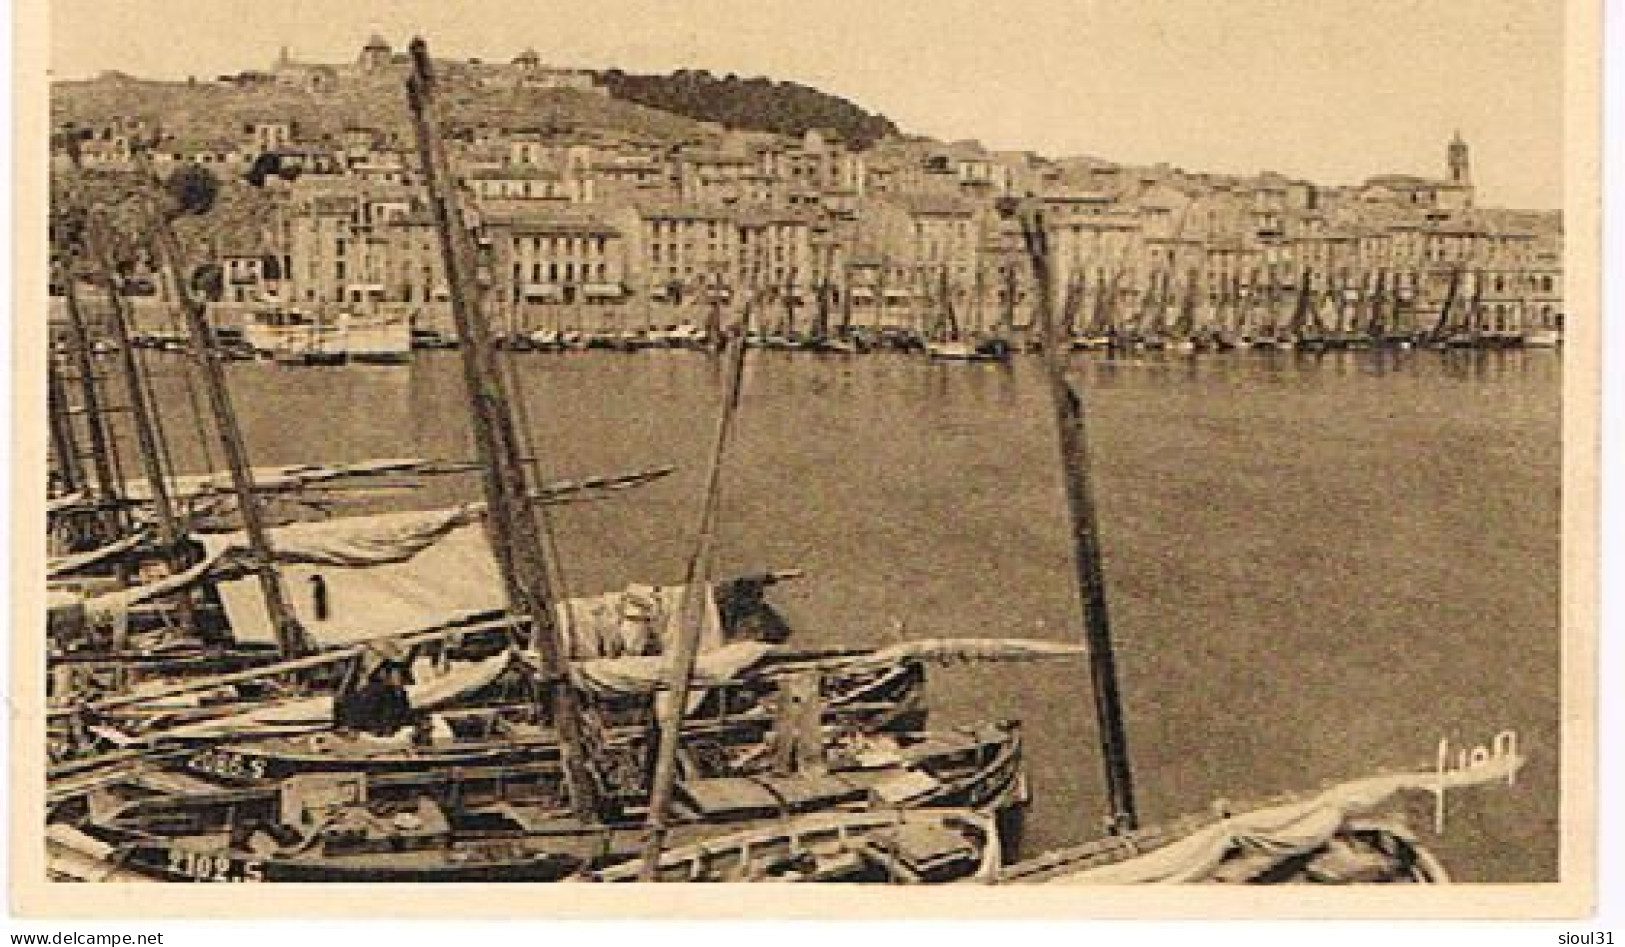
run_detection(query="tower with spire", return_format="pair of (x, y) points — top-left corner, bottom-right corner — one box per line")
(1448, 130), (1471, 187)
(359, 33), (393, 73)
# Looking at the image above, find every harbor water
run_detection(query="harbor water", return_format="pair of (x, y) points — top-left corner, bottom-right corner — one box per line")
(134, 346), (1561, 881)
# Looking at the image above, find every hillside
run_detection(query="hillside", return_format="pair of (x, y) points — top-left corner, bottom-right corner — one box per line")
(50, 72), (722, 146)
(595, 69), (898, 147)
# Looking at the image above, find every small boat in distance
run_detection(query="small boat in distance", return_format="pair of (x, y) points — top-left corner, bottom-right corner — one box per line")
(245, 309), (346, 365)
(339, 311), (412, 365)
(245, 309), (412, 365)
(925, 338), (1012, 363)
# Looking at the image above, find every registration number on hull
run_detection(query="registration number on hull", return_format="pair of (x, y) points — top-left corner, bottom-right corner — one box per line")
(184, 749), (270, 782)
(162, 848), (265, 883)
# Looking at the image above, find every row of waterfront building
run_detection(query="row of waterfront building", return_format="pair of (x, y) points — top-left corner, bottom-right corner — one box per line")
(53, 39), (1564, 338)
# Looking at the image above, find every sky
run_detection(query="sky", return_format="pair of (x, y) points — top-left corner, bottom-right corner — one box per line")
(46, 0), (1565, 208)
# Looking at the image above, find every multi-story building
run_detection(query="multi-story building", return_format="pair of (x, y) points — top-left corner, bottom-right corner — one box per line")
(630, 202), (741, 307)
(483, 205), (630, 330)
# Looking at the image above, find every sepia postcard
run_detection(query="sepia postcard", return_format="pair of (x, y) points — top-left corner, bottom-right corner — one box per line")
(8, 0), (1603, 920)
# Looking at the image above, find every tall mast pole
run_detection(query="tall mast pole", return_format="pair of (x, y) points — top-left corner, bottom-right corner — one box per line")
(1011, 200), (1138, 833)
(46, 354), (83, 496)
(87, 214), (193, 587)
(639, 298), (751, 879)
(839, 262), (853, 335)
(1431, 264), (1462, 341)
(406, 38), (601, 821)
(58, 271), (126, 541)
(140, 155), (310, 658)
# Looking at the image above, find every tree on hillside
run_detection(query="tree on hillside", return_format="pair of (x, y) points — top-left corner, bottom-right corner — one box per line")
(596, 69), (898, 147)
(165, 162), (219, 217)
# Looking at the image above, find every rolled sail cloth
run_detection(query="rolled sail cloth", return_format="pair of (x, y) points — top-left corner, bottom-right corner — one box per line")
(1046, 755), (1523, 884)
(118, 459), (432, 503)
(146, 652), (513, 742)
(47, 531), (148, 579)
(571, 641), (776, 697)
(829, 637), (1087, 670)
(47, 492), (88, 517)
(565, 637), (1086, 698)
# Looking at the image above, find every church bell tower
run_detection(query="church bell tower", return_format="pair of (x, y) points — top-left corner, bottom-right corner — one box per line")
(1448, 130), (1471, 186)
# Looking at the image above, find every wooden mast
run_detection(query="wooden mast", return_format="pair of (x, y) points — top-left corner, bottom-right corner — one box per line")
(1011, 200), (1137, 832)
(405, 37), (601, 822)
(87, 213), (193, 585)
(839, 262), (854, 336)
(58, 271), (127, 541)
(639, 297), (752, 879)
(1430, 264), (1463, 341)
(46, 355), (83, 497)
(1288, 267), (1314, 337)
(138, 153), (310, 659)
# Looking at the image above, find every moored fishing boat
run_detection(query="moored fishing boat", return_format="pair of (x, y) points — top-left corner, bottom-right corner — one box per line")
(592, 808), (1003, 883)
(993, 754), (1519, 884)
(64, 718), (1026, 882)
(925, 339), (1012, 363)
(339, 310), (413, 364)
(1521, 327), (1561, 348)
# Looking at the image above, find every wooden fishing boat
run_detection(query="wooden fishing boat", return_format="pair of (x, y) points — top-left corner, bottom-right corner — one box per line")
(1070, 335), (1112, 352)
(991, 757), (1519, 885)
(925, 339), (1011, 363)
(67, 720), (1026, 882)
(127, 653), (928, 786)
(809, 337), (866, 355)
(592, 808), (1003, 883)
(999, 818), (1445, 884)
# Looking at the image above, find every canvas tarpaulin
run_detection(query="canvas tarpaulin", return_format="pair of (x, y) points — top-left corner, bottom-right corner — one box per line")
(206, 515), (504, 649)
(207, 506), (727, 659)
(47, 505), (487, 640)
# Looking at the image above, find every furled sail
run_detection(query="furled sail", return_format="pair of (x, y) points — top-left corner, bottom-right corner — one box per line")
(144, 652), (514, 741)
(1045, 756), (1522, 884)
(47, 532), (147, 579)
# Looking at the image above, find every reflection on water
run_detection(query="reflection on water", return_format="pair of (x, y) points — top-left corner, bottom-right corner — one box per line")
(131, 347), (1560, 881)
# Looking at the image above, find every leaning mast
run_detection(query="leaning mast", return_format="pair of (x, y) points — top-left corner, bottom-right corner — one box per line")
(136, 150), (311, 658)
(405, 37), (602, 822)
(87, 212), (194, 590)
(1011, 199), (1138, 833)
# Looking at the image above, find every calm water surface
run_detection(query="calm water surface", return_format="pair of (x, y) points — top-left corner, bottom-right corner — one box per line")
(141, 347), (1561, 881)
